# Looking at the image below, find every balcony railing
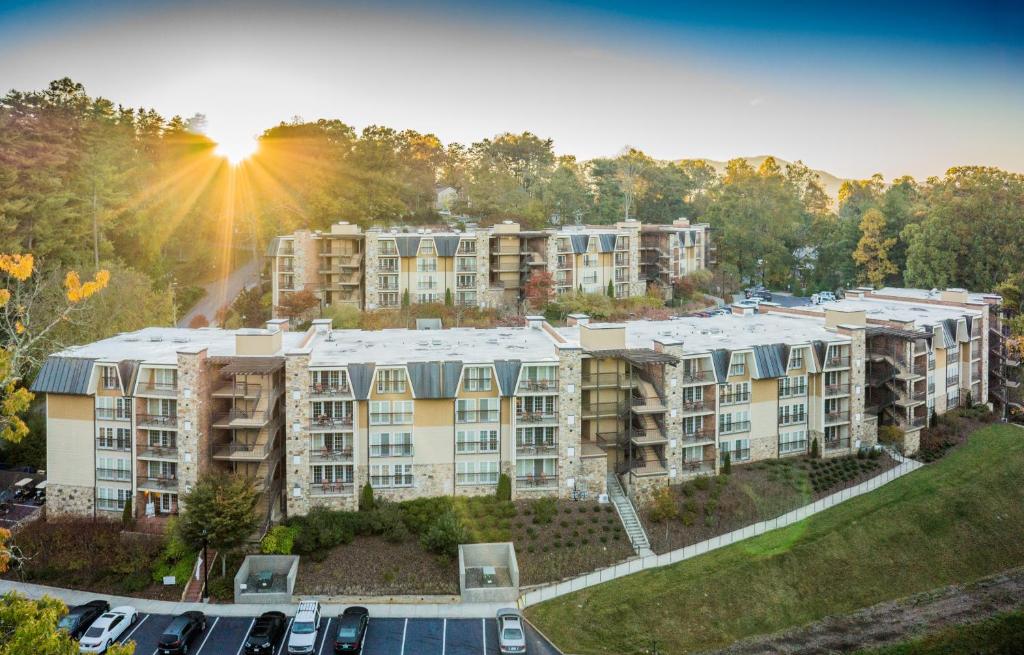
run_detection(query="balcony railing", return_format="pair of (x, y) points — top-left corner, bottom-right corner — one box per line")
(719, 421), (751, 435)
(456, 472), (500, 486)
(581, 402), (622, 418)
(778, 440), (808, 455)
(97, 437), (131, 451)
(137, 382), (177, 396)
(369, 474), (414, 488)
(369, 444), (414, 457)
(719, 392), (750, 405)
(946, 376), (959, 387)
(778, 413), (807, 426)
(680, 458), (716, 473)
(515, 410), (558, 423)
(681, 370), (714, 384)
(212, 382), (263, 398)
(779, 385), (808, 398)
(681, 400), (713, 413)
(825, 355), (851, 368)
(309, 415), (354, 430)
(137, 475), (178, 491)
(96, 468), (132, 482)
(137, 413), (178, 429)
(96, 408), (131, 421)
(310, 447), (353, 462)
(516, 441), (558, 456)
(368, 412), (413, 425)
(456, 439), (499, 455)
(211, 409), (269, 427)
(456, 409), (500, 423)
(719, 449), (751, 464)
(138, 442), (177, 458)
(516, 475), (557, 488)
(309, 383), (351, 397)
(517, 379), (558, 393)
(581, 372), (628, 387)
(680, 428), (715, 443)
(824, 383), (850, 397)
(309, 481), (353, 496)
(212, 438), (273, 459)
(824, 437), (851, 450)
(824, 410), (850, 424)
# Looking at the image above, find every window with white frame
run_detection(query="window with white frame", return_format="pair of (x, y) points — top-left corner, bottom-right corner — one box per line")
(115, 397), (132, 419)
(417, 258), (437, 273)
(516, 425), (556, 448)
(789, 348), (805, 369)
(96, 487), (130, 511)
(719, 410), (750, 434)
(419, 239), (435, 256)
(682, 445), (704, 463)
(720, 381), (750, 403)
(464, 366), (492, 392)
(456, 274), (476, 289)
(729, 353), (747, 377)
(778, 403), (807, 425)
(456, 256), (476, 272)
(516, 395), (555, 417)
(97, 457), (131, 481)
(310, 432), (351, 453)
(720, 438), (751, 462)
(311, 370), (347, 392)
(456, 429), (499, 454)
(778, 375), (807, 397)
(369, 432), (413, 457)
(682, 386), (703, 403)
(417, 292), (440, 304)
(311, 464), (352, 485)
(457, 461), (499, 485)
(370, 463), (413, 487)
(100, 366), (118, 389)
(369, 400), (412, 425)
(682, 415), (704, 435)
(779, 429), (807, 454)
(457, 240), (477, 255)
(456, 290), (477, 306)
(159, 493), (177, 512)
(515, 458), (555, 479)
(379, 292), (399, 307)
(456, 398), (497, 422)
(379, 240), (398, 256)
(377, 368), (406, 394)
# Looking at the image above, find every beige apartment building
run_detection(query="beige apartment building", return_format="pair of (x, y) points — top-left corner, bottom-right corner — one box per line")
(35, 286), (1001, 520)
(268, 219), (711, 314)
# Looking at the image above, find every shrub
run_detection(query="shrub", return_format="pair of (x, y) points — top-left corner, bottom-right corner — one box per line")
(152, 524), (196, 585)
(398, 497), (452, 534)
(681, 512), (695, 527)
(290, 507), (358, 554)
(647, 487), (678, 523)
(121, 496), (134, 528)
(693, 475), (710, 491)
(811, 437), (821, 458)
(360, 483), (375, 511)
(496, 473), (512, 501)
(722, 452), (732, 475)
(530, 498), (557, 525)
(420, 510), (468, 558)
(207, 575), (233, 601)
(260, 525), (298, 555)
(879, 425), (904, 446)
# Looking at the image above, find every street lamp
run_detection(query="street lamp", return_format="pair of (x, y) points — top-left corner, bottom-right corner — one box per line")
(200, 528), (209, 602)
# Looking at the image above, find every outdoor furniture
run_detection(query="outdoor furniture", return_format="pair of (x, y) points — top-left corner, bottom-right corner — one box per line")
(482, 566), (497, 586)
(255, 570), (273, 589)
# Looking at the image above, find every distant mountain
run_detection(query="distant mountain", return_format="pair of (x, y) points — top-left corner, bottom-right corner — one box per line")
(680, 155), (848, 199)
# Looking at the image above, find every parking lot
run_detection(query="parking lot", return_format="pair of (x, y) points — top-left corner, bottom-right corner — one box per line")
(0, 501), (41, 530)
(113, 612), (560, 655)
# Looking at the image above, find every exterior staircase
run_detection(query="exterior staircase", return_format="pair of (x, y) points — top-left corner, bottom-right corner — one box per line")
(181, 549), (218, 602)
(606, 473), (653, 557)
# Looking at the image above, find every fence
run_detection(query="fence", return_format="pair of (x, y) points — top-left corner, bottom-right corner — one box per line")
(518, 450), (922, 608)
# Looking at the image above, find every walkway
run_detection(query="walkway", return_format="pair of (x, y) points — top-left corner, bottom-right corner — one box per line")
(606, 473), (652, 556)
(179, 258), (260, 327)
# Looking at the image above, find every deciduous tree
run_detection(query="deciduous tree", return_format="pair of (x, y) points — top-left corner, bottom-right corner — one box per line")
(176, 473), (259, 576)
(853, 208), (898, 287)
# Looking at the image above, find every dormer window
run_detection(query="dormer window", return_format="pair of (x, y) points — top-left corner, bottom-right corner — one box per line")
(729, 353), (746, 377)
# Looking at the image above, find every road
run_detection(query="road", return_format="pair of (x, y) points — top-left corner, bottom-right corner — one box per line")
(112, 612), (561, 655)
(179, 258), (261, 328)
(730, 292), (811, 308)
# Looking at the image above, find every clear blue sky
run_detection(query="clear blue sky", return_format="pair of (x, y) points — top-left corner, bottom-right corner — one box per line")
(1, 0), (1021, 179)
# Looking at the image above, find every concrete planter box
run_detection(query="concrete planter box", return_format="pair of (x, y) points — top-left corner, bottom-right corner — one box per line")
(458, 543), (519, 603)
(234, 555), (299, 604)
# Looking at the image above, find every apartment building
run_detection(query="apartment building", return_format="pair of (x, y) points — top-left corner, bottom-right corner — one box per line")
(268, 219), (711, 313)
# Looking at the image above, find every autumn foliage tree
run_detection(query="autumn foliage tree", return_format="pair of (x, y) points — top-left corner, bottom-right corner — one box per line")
(853, 208), (898, 288)
(275, 289), (319, 322)
(523, 270), (555, 310)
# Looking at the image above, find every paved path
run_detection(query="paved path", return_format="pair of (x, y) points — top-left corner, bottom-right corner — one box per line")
(179, 258), (260, 327)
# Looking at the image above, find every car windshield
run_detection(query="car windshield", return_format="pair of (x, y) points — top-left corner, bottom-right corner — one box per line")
(85, 626), (106, 638)
(57, 616), (77, 630)
(336, 626), (358, 639)
(292, 620), (315, 634)
(502, 628), (524, 641)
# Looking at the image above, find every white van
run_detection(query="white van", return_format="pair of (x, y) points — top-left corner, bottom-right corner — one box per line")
(287, 600), (321, 654)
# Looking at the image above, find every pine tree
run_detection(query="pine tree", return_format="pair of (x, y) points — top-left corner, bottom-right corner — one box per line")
(360, 482), (375, 511)
(607, 280), (615, 297)
(722, 452), (732, 475)
(121, 496), (133, 527)
(853, 208), (898, 287)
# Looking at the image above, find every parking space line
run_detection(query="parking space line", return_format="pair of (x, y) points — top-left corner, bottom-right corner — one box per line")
(276, 618), (293, 655)
(481, 618), (486, 655)
(194, 616), (220, 654)
(120, 613), (149, 643)
(442, 619), (446, 655)
(318, 617), (333, 655)
(235, 618), (256, 655)
(400, 618), (408, 655)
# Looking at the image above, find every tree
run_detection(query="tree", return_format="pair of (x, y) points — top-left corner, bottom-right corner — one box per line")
(523, 270), (555, 310)
(121, 496), (134, 528)
(852, 208), (898, 287)
(722, 452), (732, 475)
(810, 437), (820, 458)
(360, 482), (375, 511)
(176, 473), (258, 575)
(275, 289), (319, 322)
(606, 280), (615, 297)
(0, 592), (135, 655)
(444, 288), (453, 307)
(401, 289), (410, 308)
(615, 149), (651, 221)
(1, 253), (109, 442)
(496, 473), (511, 501)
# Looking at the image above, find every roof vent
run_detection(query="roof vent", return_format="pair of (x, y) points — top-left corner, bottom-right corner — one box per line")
(148, 336), (163, 342)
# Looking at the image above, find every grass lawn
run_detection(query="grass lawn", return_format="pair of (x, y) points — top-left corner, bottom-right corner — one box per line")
(857, 611), (1024, 654)
(642, 452), (896, 553)
(527, 424), (1024, 654)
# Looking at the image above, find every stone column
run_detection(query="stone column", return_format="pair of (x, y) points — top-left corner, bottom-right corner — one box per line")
(657, 341), (685, 481)
(557, 345), (583, 499)
(629, 229), (644, 297)
(176, 347), (212, 506)
(841, 326), (867, 450)
(475, 231), (491, 307)
(546, 236), (561, 294)
(284, 353), (311, 516)
(364, 232), (380, 309)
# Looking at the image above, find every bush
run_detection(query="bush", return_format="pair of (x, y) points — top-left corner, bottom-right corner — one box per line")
(398, 497), (452, 534)
(530, 498), (558, 525)
(647, 487), (678, 523)
(421, 510), (468, 558)
(878, 425), (904, 446)
(811, 437), (821, 458)
(290, 507), (358, 554)
(693, 475), (710, 491)
(121, 496), (134, 528)
(152, 525), (196, 585)
(207, 575), (234, 601)
(496, 473), (512, 501)
(722, 452), (732, 475)
(261, 525), (298, 555)
(360, 483), (375, 511)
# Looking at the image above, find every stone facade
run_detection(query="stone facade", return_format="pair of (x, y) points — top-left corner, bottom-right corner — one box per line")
(363, 232), (381, 309)
(627, 227), (645, 297)
(176, 348), (212, 505)
(578, 454), (607, 498)
(658, 342), (686, 480)
(284, 352), (312, 516)
(555, 345), (582, 499)
(371, 463), (454, 503)
(846, 326), (868, 448)
(47, 484), (94, 517)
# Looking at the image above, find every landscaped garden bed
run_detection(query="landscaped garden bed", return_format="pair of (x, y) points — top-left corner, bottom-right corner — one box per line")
(640, 450), (898, 554)
(916, 403), (998, 462)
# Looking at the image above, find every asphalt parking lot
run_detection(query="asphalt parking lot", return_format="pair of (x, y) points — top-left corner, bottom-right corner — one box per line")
(113, 612), (560, 655)
(0, 501), (42, 529)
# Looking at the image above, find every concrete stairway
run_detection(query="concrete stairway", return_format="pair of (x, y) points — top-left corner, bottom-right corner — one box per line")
(606, 473), (653, 557)
(181, 549), (217, 602)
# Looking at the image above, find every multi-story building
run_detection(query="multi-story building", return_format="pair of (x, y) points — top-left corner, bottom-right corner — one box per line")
(268, 219), (711, 313)
(37, 286), (1000, 517)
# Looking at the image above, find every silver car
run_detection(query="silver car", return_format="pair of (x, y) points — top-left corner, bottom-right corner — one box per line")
(287, 600), (321, 654)
(497, 608), (526, 654)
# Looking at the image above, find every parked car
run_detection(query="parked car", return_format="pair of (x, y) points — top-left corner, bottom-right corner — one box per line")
(157, 611), (206, 655)
(57, 600), (110, 640)
(734, 299), (760, 309)
(12, 477), (35, 501)
(333, 606), (369, 653)
(78, 606), (138, 654)
(287, 600), (322, 654)
(812, 291), (837, 304)
(744, 285), (771, 300)
(497, 608), (527, 654)
(243, 611), (287, 654)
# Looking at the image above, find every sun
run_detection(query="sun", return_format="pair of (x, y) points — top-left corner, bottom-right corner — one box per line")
(212, 131), (259, 165)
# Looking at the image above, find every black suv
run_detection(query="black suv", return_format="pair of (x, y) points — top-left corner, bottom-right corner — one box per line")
(334, 606), (369, 653)
(57, 600), (109, 639)
(745, 287), (772, 301)
(244, 611), (287, 654)
(157, 611), (207, 654)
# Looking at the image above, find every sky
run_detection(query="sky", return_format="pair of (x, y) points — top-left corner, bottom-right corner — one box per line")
(0, 0), (1022, 180)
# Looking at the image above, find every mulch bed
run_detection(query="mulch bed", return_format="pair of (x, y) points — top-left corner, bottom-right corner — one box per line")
(294, 535), (459, 596)
(641, 452), (899, 554)
(917, 408), (999, 462)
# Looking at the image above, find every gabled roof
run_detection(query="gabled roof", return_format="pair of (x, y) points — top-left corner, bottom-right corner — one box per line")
(31, 356), (95, 395)
(406, 361), (464, 399)
(751, 344), (786, 379)
(494, 360), (523, 396)
(710, 349), (730, 383)
(570, 234), (589, 254)
(598, 234), (617, 253)
(433, 235), (461, 257)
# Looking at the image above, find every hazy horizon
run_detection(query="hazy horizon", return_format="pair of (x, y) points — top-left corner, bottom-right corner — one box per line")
(2, 0), (1022, 180)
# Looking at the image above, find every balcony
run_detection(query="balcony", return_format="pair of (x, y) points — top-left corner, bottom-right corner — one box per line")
(824, 410), (850, 425)
(719, 392), (750, 405)
(681, 370), (714, 384)
(211, 409), (269, 429)
(824, 383), (850, 397)
(779, 385), (808, 398)
(137, 381), (177, 397)
(212, 382), (262, 399)
(581, 401), (622, 419)
(456, 439), (499, 455)
(946, 376), (960, 388)
(369, 443), (414, 458)
(778, 413), (807, 427)
(137, 442), (177, 459)
(212, 438), (274, 460)
(96, 408), (130, 422)
(630, 458), (668, 478)
(778, 440), (808, 456)
(680, 428), (715, 444)
(368, 412), (412, 426)
(309, 382), (351, 398)
(630, 429), (668, 446)
(309, 415), (354, 431)
(137, 475), (178, 492)
(679, 458), (715, 474)
(581, 372), (633, 388)
(825, 355), (851, 369)
(516, 441), (558, 457)
(516, 474), (557, 489)
(310, 447), (354, 463)
(719, 421), (751, 435)
(370, 474), (414, 488)
(456, 409), (500, 423)
(96, 468), (132, 482)
(309, 481), (353, 496)
(824, 437), (851, 451)
(97, 437), (131, 452)
(681, 400), (714, 414)
(137, 413), (178, 429)
(517, 379), (558, 393)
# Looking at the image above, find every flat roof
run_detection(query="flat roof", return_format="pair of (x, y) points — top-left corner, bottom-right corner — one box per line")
(55, 327), (306, 365)
(307, 326), (560, 366)
(557, 314), (848, 354)
(803, 297), (980, 326)
(873, 287), (995, 304)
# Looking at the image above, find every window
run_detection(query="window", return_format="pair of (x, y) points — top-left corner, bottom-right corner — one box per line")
(97, 457), (131, 481)
(159, 493), (177, 513)
(311, 464), (353, 484)
(417, 275), (437, 290)
(720, 382), (750, 404)
(788, 348), (805, 370)
(778, 403), (807, 425)
(456, 429), (499, 454)
(311, 400), (351, 422)
(378, 275), (398, 291)
(521, 365), (557, 390)
(779, 430), (807, 454)
(370, 464), (413, 487)
(463, 367), (491, 391)
(419, 240), (435, 256)
(456, 291), (477, 306)
(719, 410), (750, 434)
(516, 426), (556, 448)
(369, 400), (412, 425)
(417, 258), (437, 272)
(379, 240), (398, 256)
(153, 368), (177, 387)
(778, 375), (807, 397)
(729, 353), (746, 377)
(101, 366), (118, 390)
(556, 254), (571, 269)
(615, 235), (629, 250)
(146, 398), (175, 418)
(115, 398), (132, 419)
(311, 432), (351, 453)
(682, 386), (703, 403)
(311, 370), (348, 392)
(583, 254), (598, 268)
(457, 461), (499, 486)
(377, 368), (406, 394)
(148, 430), (175, 449)
(456, 398), (498, 422)
(145, 460), (176, 479)
(719, 439), (751, 462)
(457, 240), (477, 255)
(682, 445), (704, 463)
(96, 488), (130, 511)
(456, 274), (476, 289)
(682, 416), (704, 435)
(379, 257), (399, 272)
(369, 432), (413, 457)
(456, 256), (476, 272)
(516, 395), (555, 417)
(417, 292), (440, 304)
(516, 458), (555, 479)
(379, 292), (399, 307)
(556, 237), (570, 252)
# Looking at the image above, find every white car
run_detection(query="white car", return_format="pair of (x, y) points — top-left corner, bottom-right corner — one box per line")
(287, 600), (321, 654)
(497, 608), (527, 654)
(812, 291), (837, 304)
(78, 606), (138, 653)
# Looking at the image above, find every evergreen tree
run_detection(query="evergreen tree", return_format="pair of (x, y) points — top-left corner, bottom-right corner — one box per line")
(853, 208), (898, 287)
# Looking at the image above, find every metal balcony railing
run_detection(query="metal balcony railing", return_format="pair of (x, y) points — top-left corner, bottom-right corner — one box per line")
(456, 409), (500, 423)
(516, 441), (558, 456)
(309, 415), (354, 430)
(456, 439), (499, 454)
(369, 474), (414, 488)
(719, 391), (750, 405)
(96, 468), (132, 482)
(518, 379), (558, 393)
(682, 370), (713, 384)
(456, 472), (500, 486)
(96, 408), (131, 421)
(778, 439), (808, 455)
(309, 383), (351, 397)
(680, 458), (716, 473)
(368, 412), (413, 425)
(824, 437), (851, 450)
(137, 382), (177, 396)
(213, 382), (262, 397)
(212, 438), (273, 459)
(779, 385), (808, 398)
(309, 481), (353, 496)
(824, 383), (851, 397)
(826, 355), (851, 368)
(138, 442), (177, 458)
(681, 400), (713, 413)
(96, 437), (131, 451)
(824, 410), (850, 424)
(137, 413), (178, 428)
(680, 428), (715, 443)
(719, 420), (751, 435)
(581, 372), (627, 387)
(778, 413), (807, 426)
(137, 475), (178, 491)
(516, 475), (557, 488)
(369, 443), (414, 458)
(310, 447), (353, 462)
(211, 409), (269, 426)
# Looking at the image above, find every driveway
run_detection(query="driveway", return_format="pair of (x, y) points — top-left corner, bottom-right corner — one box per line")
(179, 258), (261, 328)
